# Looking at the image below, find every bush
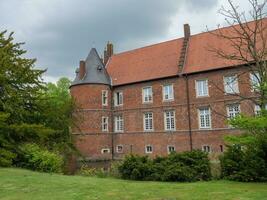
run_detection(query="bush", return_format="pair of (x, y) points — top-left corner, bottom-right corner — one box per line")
(220, 139), (267, 182)
(0, 148), (16, 167)
(118, 150), (211, 182)
(18, 143), (63, 173)
(77, 165), (109, 178)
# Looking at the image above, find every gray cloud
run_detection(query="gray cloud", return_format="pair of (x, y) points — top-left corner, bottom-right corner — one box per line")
(0, 0), (237, 82)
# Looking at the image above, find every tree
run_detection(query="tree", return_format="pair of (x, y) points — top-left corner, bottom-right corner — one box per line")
(0, 31), (45, 123)
(207, 0), (267, 112)
(39, 78), (78, 155)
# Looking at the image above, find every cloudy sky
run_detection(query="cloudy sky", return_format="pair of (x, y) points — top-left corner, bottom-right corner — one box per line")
(0, 0), (253, 82)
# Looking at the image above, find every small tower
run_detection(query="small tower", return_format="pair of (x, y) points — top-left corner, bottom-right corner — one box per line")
(70, 48), (112, 162)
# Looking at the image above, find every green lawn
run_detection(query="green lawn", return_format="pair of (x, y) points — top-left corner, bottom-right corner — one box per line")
(1, 168), (267, 200)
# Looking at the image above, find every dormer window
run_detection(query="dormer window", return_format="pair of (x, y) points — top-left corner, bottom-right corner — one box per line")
(97, 65), (103, 71)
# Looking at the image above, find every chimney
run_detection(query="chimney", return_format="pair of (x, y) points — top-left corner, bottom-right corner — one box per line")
(184, 24), (190, 39)
(178, 24), (191, 72)
(104, 41), (114, 65)
(79, 60), (86, 79)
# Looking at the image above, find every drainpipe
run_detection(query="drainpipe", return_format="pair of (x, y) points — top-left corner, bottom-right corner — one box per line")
(185, 74), (193, 151)
(110, 85), (114, 160)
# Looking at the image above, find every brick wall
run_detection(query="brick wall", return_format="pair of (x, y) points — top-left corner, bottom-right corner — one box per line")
(70, 66), (256, 160)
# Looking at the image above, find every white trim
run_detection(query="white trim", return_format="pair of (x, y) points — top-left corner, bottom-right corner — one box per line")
(223, 75), (239, 94)
(145, 145), (153, 153)
(114, 91), (123, 106)
(101, 148), (110, 154)
(101, 90), (108, 106)
(101, 116), (109, 132)
(167, 145), (175, 154)
(198, 107), (212, 129)
(143, 112), (154, 132)
(202, 145), (212, 153)
(116, 145), (123, 153)
(195, 79), (209, 97)
(164, 110), (176, 131)
(114, 115), (123, 132)
(142, 86), (153, 103)
(250, 72), (260, 92)
(226, 104), (240, 119)
(162, 84), (174, 101)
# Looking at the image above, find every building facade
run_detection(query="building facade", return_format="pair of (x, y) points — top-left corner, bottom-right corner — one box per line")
(70, 22), (260, 162)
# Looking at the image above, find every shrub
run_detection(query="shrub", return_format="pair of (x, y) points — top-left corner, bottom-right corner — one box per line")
(118, 155), (154, 180)
(118, 150), (211, 182)
(0, 148), (16, 167)
(18, 143), (63, 173)
(220, 139), (267, 182)
(77, 165), (109, 178)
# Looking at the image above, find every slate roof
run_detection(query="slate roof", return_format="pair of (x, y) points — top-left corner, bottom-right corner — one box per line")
(71, 48), (111, 86)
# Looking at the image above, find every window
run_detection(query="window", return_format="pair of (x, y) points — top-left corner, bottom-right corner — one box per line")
(102, 90), (108, 106)
(196, 79), (209, 97)
(116, 145), (123, 153)
(143, 112), (153, 131)
(101, 148), (110, 154)
(114, 91), (123, 106)
(224, 75), (239, 94)
(254, 104), (267, 115)
(163, 84), (174, 101)
(220, 145), (224, 152)
(250, 72), (260, 91)
(227, 104), (240, 119)
(114, 115), (123, 132)
(101, 117), (108, 132)
(145, 145), (153, 153)
(202, 145), (211, 153)
(164, 111), (176, 131)
(167, 146), (175, 154)
(198, 107), (211, 129)
(142, 87), (153, 103)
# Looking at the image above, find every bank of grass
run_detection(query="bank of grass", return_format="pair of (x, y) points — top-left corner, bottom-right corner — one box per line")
(1, 168), (267, 200)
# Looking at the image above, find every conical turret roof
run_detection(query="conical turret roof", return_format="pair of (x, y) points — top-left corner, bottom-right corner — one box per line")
(71, 48), (111, 86)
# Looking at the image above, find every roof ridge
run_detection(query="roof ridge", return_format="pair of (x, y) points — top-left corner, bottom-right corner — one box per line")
(111, 38), (181, 58)
(110, 18), (267, 59)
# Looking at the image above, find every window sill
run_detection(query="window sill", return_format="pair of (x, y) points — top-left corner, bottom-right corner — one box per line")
(196, 95), (209, 98)
(163, 99), (174, 102)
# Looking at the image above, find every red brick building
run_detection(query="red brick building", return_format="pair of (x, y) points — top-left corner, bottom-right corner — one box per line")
(70, 21), (262, 163)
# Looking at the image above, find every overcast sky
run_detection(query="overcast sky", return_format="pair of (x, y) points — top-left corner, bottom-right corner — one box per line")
(0, 0), (253, 82)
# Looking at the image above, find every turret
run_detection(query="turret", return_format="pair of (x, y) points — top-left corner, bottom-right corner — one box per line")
(70, 48), (112, 161)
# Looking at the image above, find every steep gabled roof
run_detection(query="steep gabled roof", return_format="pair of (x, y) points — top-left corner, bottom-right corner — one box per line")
(71, 48), (111, 86)
(106, 19), (267, 86)
(106, 38), (183, 86)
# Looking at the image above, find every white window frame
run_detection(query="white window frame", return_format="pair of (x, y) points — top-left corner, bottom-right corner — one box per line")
(143, 112), (154, 131)
(198, 107), (211, 129)
(101, 116), (108, 132)
(196, 79), (209, 97)
(254, 104), (267, 115)
(226, 104), (240, 119)
(114, 115), (123, 132)
(202, 145), (211, 153)
(114, 91), (123, 106)
(145, 145), (153, 154)
(250, 72), (260, 92)
(102, 90), (108, 106)
(101, 148), (110, 154)
(142, 86), (153, 103)
(163, 84), (174, 101)
(167, 145), (175, 154)
(116, 145), (123, 153)
(164, 110), (176, 131)
(224, 75), (239, 94)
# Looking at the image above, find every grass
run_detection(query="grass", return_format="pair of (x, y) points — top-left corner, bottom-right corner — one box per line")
(1, 168), (267, 200)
